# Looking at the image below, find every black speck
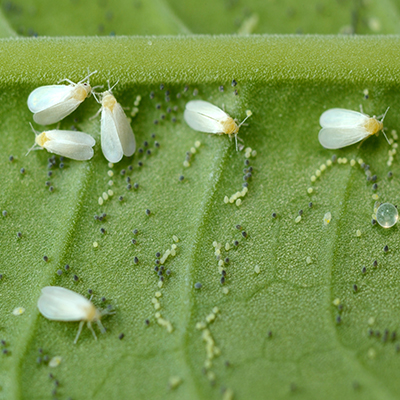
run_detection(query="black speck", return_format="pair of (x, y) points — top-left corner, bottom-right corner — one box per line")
(362, 266), (366, 274)
(194, 282), (202, 289)
(244, 159), (250, 166)
(236, 224), (242, 230)
(17, 232), (22, 238)
(242, 231), (247, 238)
(384, 245), (389, 253)
(156, 252), (161, 258)
(179, 175), (184, 181)
(49, 186), (54, 192)
(134, 183), (139, 189)
(88, 289), (93, 294)
(20, 167), (25, 174)
(56, 270), (62, 276)
(59, 163), (64, 169)
(220, 276), (225, 284)
(133, 229), (138, 235)
(234, 240), (239, 246)
(234, 89), (238, 95)
(146, 149), (152, 155)
(388, 171), (393, 178)
(353, 284), (358, 292)
(154, 266), (159, 272)
(119, 333), (124, 340)
(131, 239), (136, 244)
(100, 228), (106, 234)
(145, 319), (150, 325)
(219, 85), (224, 92)
(159, 83), (164, 90)
(120, 169), (126, 176)
(138, 161), (143, 167)
(231, 79), (237, 87)
(153, 120), (159, 125)
(166, 269), (171, 275)
(73, 275), (79, 282)
(272, 212), (277, 218)
(155, 141), (160, 148)
(298, 209), (303, 216)
(134, 257), (139, 264)
(336, 315), (341, 324)
(43, 255), (48, 262)
(48, 171), (53, 177)
(331, 154), (337, 163)
(371, 219), (377, 225)
(65, 264), (70, 271)
(225, 257), (230, 264)
(145, 209), (151, 216)
(126, 184), (132, 190)
(138, 148), (144, 154)
(371, 175), (377, 182)
(372, 183), (378, 191)
(373, 260), (378, 267)
(119, 196), (124, 201)
(9, 155), (14, 162)
(101, 297), (106, 302)
(149, 91), (154, 99)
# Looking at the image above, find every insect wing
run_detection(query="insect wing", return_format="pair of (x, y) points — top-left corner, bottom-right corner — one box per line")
(184, 109), (225, 133)
(184, 100), (228, 133)
(38, 286), (92, 321)
(186, 100), (228, 119)
(112, 103), (136, 157)
(28, 85), (73, 113)
(320, 108), (367, 128)
(318, 127), (369, 149)
(46, 130), (95, 146)
(44, 130), (95, 160)
(101, 107), (124, 163)
(33, 98), (82, 125)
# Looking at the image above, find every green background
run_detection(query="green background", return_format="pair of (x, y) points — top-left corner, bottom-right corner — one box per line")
(1, 1), (400, 399)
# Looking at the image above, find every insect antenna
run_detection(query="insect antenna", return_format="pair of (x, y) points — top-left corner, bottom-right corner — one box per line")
(380, 107), (390, 145)
(26, 123), (40, 155)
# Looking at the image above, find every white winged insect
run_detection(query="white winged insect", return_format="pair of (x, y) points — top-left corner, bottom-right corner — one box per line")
(27, 123), (95, 160)
(184, 100), (252, 151)
(318, 107), (390, 149)
(37, 286), (114, 344)
(27, 70), (98, 125)
(92, 82), (136, 163)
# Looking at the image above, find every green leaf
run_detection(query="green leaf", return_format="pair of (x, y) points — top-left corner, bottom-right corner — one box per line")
(2, 0), (400, 36)
(1, 35), (400, 400)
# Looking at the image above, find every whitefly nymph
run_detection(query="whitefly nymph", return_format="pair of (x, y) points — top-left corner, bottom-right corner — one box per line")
(27, 123), (95, 160)
(184, 100), (252, 150)
(37, 286), (114, 344)
(27, 70), (98, 125)
(318, 107), (390, 149)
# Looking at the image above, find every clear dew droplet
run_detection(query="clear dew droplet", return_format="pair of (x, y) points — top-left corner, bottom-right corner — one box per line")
(376, 203), (398, 228)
